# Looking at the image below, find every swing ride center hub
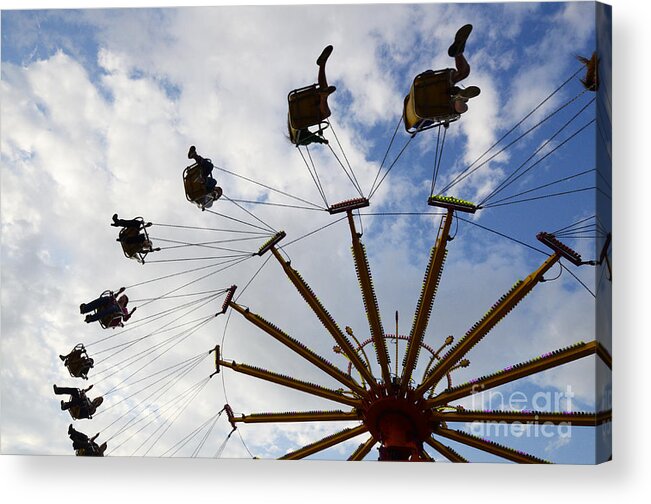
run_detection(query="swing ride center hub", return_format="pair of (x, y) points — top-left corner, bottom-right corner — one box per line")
(217, 204), (611, 462)
(360, 384), (436, 461)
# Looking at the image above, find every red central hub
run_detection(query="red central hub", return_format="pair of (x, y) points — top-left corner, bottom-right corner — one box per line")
(362, 386), (435, 461)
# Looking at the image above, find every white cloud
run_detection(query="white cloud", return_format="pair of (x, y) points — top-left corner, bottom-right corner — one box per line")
(1, 3), (606, 463)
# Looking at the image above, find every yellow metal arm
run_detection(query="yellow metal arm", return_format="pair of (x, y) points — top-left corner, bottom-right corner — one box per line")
(280, 424), (368, 460)
(233, 409), (360, 424)
(434, 409), (612, 426)
(419, 449), (434, 461)
(219, 359), (361, 408)
(425, 437), (468, 463)
(401, 209), (454, 392)
(417, 252), (561, 396)
(427, 340), (603, 407)
(270, 246), (378, 389)
(347, 211), (391, 384)
(436, 427), (552, 464)
(347, 436), (377, 461)
(230, 302), (366, 396)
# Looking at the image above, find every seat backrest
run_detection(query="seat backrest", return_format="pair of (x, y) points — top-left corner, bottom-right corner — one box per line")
(119, 228), (144, 257)
(404, 69), (458, 132)
(184, 164), (210, 202)
(413, 69), (455, 117)
(288, 85), (330, 130)
(67, 358), (90, 377)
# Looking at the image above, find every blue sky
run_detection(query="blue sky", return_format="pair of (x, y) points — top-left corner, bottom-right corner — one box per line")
(1, 1), (611, 465)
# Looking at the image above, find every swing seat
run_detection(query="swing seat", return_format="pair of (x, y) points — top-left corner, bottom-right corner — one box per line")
(288, 84), (334, 131)
(118, 217), (156, 263)
(68, 398), (92, 420)
(93, 291), (121, 329)
(76, 444), (104, 456)
(65, 344), (93, 379)
(99, 312), (122, 329)
(183, 163), (223, 210)
(403, 69), (460, 133)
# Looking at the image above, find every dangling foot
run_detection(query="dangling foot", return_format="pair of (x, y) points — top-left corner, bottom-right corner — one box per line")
(188, 145), (197, 159)
(53, 384), (60, 394)
(84, 315), (92, 323)
(59, 355), (67, 362)
(68, 424), (74, 435)
(448, 24), (473, 57)
(316, 45), (334, 66)
(79, 304), (86, 314)
(456, 86), (481, 99)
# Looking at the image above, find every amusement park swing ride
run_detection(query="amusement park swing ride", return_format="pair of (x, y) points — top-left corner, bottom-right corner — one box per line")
(59, 35), (612, 463)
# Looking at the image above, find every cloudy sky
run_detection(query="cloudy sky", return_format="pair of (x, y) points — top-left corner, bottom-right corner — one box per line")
(1, 1), (612, 466)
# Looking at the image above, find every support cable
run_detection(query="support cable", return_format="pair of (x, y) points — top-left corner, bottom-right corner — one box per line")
(456, 216), (549, 256)
(105, 352), (207, 395)
(560, 263), (596, 298)
(213, 164), (326, 210)
(86, 288), (225, 350)
(434, 126), (448, 192)
(162, 410), (223, 457)
(213, 428), (236, 458)
(130, 290), (227, 304)
(101, 316), (214, 395)
(226, 199), (327, 212)
(439, 65), (587, 194)
(102, 360), (207, 445)
(329, 121), (364, 197)
(279, 215), (348, 249)
(222, 194), (277, 234)
(150, 235), (264, 252)
(484, 168), (596, 207)
(369, 115), (404, 196)
(483, 187), (600, 209)
(368, 135), (415, 200)
(234, 254), (273, 303)
(205, 208), (274, 233)
(151, 222), (272, 235)
(430, 126), (443, 196)
(479, 98), (595, 206)
(191, 413), (221, 457)
(297, 145), (329, 207)
(326, 142), (365, 198)
(133, 259), (248, 310)
(140, 377), (212, 456)
(91, 309), (215, 387)
(552, 215), (598, 235)
(123, 256), (248, 291)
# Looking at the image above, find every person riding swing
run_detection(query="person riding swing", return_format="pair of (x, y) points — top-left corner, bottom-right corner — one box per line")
(60, 344), (94, 379)
(184, 146), (223, 210)
(67, 424), (107, 456)
(80, 287), (136, 329)
(403, 24), (481, 133)
(112, 214), (157, 262)
(287, 45), (336, 146)
(53, 384), (104, 420)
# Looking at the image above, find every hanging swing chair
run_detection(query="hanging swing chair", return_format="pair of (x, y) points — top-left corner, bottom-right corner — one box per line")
(287, 84), (335, 146)
(118, 216), (158, 263)
(183, 162), (223, 211)
(62, 343), (94, 380)
(87, 290), (124, 330)
(403, 68), (461, 134)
